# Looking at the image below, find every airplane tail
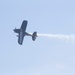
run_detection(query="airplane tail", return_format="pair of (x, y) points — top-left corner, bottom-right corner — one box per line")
(32, 32), (37, 41)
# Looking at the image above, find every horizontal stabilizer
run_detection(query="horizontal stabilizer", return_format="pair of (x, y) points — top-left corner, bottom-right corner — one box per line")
(32, 32), (37, 41)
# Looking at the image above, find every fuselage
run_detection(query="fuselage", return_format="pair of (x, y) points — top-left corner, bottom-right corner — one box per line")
(18, 29), (32, 45)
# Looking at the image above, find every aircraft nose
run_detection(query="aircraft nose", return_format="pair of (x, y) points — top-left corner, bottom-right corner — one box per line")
(13, 29), (15, 31)
(13, 29), (16, 32)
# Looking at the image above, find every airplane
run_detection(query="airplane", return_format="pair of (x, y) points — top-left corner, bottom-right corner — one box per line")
(13, 20), (37, 45)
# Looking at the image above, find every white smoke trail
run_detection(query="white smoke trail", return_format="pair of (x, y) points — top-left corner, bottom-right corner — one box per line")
(37, 33), (75, 42)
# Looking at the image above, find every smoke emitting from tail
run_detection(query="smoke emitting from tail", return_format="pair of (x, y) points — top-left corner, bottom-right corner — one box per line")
(37, 33), (75, 42)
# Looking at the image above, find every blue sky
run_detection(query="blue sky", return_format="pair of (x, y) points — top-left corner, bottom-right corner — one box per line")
(0, 0), (75, 75)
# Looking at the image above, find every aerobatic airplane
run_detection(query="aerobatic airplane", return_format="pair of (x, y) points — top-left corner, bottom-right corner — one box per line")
(13, 20), (37, 45)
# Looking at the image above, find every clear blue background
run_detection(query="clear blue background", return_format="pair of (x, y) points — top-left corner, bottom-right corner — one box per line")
(0, 0), (75, 75)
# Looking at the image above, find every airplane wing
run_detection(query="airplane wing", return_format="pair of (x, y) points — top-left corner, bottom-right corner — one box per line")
(18, 34), (24, 45)
(21, 20), (28, 32)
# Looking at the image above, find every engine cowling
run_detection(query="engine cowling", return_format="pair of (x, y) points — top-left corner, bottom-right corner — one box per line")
(13, 28), (20, 33)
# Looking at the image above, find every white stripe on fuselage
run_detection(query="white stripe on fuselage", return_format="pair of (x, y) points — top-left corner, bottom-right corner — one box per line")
(20, 29), (23, 44)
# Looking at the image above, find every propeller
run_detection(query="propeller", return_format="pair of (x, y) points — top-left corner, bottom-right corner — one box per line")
(13, 27), (16, 31)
